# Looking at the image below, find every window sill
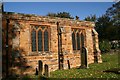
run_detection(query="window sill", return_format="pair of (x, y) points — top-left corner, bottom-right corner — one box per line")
(28, 51), (52, 56)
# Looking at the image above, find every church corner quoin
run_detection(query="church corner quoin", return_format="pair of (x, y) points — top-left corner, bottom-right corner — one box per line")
(2, 12), (102, 76)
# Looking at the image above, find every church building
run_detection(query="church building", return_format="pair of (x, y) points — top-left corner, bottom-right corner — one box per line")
(2, 12), (102, 75)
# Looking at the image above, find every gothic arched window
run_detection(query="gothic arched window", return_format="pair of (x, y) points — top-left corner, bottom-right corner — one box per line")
(72, 32), (76, 50)
(77, 33), (80, 50)
(72, 29), (85, 51)
(31, 26), (49, 52)
(44, 30), (49, 51)
(81, 33), (84, 47)
(38, 30), (42, 51)
(31, 30), (36, 51)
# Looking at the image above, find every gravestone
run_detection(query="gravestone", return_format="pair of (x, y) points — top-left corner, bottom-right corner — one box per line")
(67, 60), (70, 69)
(44, 64), (49, 77)
(38, 60), (43, 75)
(81, 47), (88, 68)
(35, 68), (38, 75)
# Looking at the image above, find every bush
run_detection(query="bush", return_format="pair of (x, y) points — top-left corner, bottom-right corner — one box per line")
(99, 40), (111, 53)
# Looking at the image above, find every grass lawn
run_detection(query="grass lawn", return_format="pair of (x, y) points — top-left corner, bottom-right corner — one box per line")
(7, 52), (119, 79)
(50, 52), (119, 78)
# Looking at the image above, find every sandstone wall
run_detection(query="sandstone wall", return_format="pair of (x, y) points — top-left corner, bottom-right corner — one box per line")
(2, 12), (102, 75)
(85, 29), (94, 64)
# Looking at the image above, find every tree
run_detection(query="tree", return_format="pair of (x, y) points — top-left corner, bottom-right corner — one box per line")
(46, 12), (74, 19)
(95, 15), (114, 41)
(46, 12), (57, 17)
(75, 16), (79, 20)
(84, 14), (97, 22)
(106, 1), (120, 25)
(105, 1), (120, 40)
(95, 1), (120, 41)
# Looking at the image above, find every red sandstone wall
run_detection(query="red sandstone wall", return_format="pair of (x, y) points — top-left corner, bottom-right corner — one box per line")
(85, 29), (94, 64)
(2, 12), (99, 75)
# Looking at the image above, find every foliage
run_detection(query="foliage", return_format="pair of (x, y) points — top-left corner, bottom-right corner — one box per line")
(47, 12), (56, 17)
(106, 1), (120, 27)
(75, 16), (79, 20)
(106, 1), (120, 40)
(47, 12), (74, 19)
(84, 14), (97, 22)
(95, 15), (113, 41)
(99, 40), (111, 53)
(95, 1), (120, 41)
(50, 53), (119, 78)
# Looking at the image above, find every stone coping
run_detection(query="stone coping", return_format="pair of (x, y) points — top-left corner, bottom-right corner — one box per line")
(3, 12), (95, 27)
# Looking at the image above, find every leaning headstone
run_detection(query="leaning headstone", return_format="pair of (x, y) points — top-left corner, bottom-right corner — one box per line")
(38, 60), (43, 75)
(44, 64), (49, 77)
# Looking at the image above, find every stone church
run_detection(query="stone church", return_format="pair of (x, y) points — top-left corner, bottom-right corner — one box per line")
(2, 12), (102, 75)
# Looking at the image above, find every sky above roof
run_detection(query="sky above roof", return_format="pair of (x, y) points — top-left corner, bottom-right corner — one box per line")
(4, 2), (114, 20)
(2, 0), (116, 2)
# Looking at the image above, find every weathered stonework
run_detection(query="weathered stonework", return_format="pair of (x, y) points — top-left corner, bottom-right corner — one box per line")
(2, 12), (102, 75)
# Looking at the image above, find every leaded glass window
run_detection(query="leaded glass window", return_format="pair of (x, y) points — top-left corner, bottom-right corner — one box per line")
(77, 33), (80, 50)
(31, 26), (49, 52)
(32, 30), (36, 51)
(44, 30), (49, 51)
(72, 32), (76, 50)
(72, 29), (84, 51)
(38, 30), (42, 51)
(81, 33), (84, 47)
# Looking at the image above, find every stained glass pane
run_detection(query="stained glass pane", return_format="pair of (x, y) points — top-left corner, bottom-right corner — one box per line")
(32, 30), (36, 51)
(72, 32), (76, 50)
(77, 33), (80, 50)
(38, 30), (42, 51)
(44, 30), (49, 51)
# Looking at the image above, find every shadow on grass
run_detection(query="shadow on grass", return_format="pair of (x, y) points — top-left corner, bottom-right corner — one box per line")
(103, 68), (120, 74)
(1, 75), (48, 80)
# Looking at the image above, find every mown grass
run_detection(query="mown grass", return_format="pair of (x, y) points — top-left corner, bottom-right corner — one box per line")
(5, 52), (119, 79)
(50, 52), (119, 78)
